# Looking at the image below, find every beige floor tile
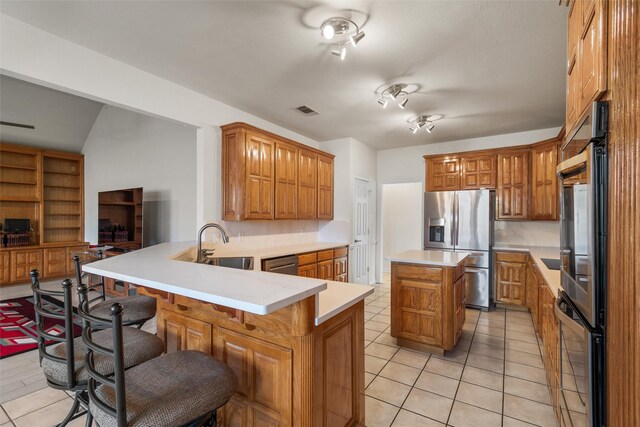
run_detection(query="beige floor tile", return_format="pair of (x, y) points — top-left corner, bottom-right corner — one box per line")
(379, 307), (391, 316)
(374, 333), (399, 348)
(366, 329), (382, 341)
(454, 339), (471, 352)
(365, 396), (400, 427)
(368, 300), (389, 309)
(477, 317), (505, 327)
(402, 388), (453, 424)
(504, 361), (547, 385)
(371, 314), (391, 324)
(448, 401), (502, 427)
(366, 377), (411, 407)
(391, 409), (445, 427)
(455, 381), (503, 413)
(391, 349), (430, 369)
(473, 333), (505, 348)
(1, 422), (13, 427)
(470, 342), (505, 360)
(504, 376), (552, 405)
(424, 357), (464, 379)
(461, 365), (503, 391)
(506, 339), (541, 355)
(2, 387), (69, 420)
(505, 329), (538, 344)
(364, 311), (376, 321)
(414, 371), (460, 398)
(365, 306), (384, 315)
(505, 317), (534, 328)
(365, 321), (389, 332)
(379, 362), (421, 386)
(502, 416), (538, 426)
(12, 398), (73, 427)
(365, 372), (376, 388)
(504, 349), (544, 369)
(505, 322), (536, 334)
(503, 395), (556, 427)
(0, 408), (8, 424)
(465, 353), (504, 374)
(475, 324), (506, 338)
(365, 343), (399, 360)
(433, 347), (468, 365)
(462, 322), (477, 332)
(365, 340), (372, 347)
(365, 355), (388, 375)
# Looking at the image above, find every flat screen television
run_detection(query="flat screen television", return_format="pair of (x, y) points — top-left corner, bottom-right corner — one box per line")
(4, 218), (30, 233)
(97, 187), (143, 249)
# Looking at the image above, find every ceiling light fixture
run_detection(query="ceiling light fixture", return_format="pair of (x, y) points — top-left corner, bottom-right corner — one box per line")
(407, 115), (439, 134)
(320, 17), (365, 60)
(378, 84), (410, 109)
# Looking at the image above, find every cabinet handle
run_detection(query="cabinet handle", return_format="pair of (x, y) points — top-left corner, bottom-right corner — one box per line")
(176, 304), (188, 311)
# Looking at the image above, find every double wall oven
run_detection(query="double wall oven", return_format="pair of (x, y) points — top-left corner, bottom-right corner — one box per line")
(557, 101), (608, 427)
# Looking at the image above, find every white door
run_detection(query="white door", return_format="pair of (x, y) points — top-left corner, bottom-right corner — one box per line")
(353, 178), (370, 284)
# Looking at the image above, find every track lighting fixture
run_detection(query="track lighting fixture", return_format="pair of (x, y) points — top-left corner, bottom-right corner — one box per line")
(407, 115), (439, 134)
(378, 84), (410, 109)
(320, 17), (365, 60)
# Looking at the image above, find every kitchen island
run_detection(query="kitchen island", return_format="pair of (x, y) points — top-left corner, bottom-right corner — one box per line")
(83, 241), (373, 427)
(385, 250), (469, 355)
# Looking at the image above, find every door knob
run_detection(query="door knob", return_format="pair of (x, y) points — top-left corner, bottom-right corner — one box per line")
(355, 239), (362, 243)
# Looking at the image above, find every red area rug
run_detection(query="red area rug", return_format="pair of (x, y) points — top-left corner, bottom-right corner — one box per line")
(0, 295), (81, 359)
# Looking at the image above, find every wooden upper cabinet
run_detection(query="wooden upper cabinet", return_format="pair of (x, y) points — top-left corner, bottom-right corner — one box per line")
(275, 142), (298, 220)
(496, 149), (530, 220)
(460, 153), (496, 189)
(530, 141), (560, 220)
(317, 154), (334, 219)
(298, 149), (317, 219)
(424, 156), (459, 192)
(245, 132), (274, 220)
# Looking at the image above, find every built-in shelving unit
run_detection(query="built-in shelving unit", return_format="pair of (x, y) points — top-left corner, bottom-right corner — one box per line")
(98, 187), (143, 249)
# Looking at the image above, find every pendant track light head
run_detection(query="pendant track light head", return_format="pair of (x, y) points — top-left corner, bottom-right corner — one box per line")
(426, 122), (435, 133)
(378, 98), (389, 108)
(407, 115), (439, 134)
(350, 31), (365, 47)
(398, 93), (408, 109)
(332, 46), (347, 60)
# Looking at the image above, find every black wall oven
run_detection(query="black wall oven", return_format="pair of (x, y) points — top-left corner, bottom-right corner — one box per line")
(557, 101), (608, 427)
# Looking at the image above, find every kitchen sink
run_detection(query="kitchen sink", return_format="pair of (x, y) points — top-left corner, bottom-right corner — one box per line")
(201, 256), (254, 270)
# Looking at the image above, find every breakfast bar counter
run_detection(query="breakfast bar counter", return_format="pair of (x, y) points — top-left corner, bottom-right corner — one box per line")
(84, 242), (373, 427)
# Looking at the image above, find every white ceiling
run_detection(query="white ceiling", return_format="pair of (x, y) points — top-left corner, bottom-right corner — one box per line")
(0, 75), (104, 151)
(0, 1), (567, 150)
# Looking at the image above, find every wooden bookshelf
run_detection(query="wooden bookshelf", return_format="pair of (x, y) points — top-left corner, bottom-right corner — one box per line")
(98, 187), (143, 249)
(0, 143), (87, 285)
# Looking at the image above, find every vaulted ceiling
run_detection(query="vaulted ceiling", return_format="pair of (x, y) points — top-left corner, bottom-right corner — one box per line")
(0, 1), (567, 149)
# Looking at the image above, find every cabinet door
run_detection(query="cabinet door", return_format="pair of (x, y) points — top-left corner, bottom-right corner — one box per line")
(298, 149), (317, 219)
(460, 154), (496, 189)
(275, 142), (298, 220)
(425, 157), (460, 191)
(317, 155), (334, 219)
(10, 249), (42, 283)
(157, 309), (212, 354)
(334, 256), (348, 282)
(297, 263), (317, 278)
(566, 0), (582, 132)
(66, 245), (89, 275)
(497, 150), (530, 220)
(531, 142), (559, 220)
(43, 248), (67, 278)
(453, 274), (466, 340)
(0, 252), (10, 285)
(526, 262), (540, 334)
(317, 259), (334, 280)
(579, 0), (606, 111)
(216, 328), (292, 427)
(495, 261), (527, 305)
(245, 133), (274, 220)
(394, 277), (443, 346)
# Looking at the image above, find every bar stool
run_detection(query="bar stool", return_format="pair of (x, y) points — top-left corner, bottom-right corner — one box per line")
(77, 286), (238, 427)
(73, 252), (156, 328)
(30, 270), (165, 427)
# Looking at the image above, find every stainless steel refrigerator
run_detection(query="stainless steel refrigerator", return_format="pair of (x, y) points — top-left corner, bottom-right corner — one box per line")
(423, 189), (493, 310)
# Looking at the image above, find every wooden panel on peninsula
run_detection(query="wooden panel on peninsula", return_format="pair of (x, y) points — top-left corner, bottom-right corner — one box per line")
(388, 251), (467, 355)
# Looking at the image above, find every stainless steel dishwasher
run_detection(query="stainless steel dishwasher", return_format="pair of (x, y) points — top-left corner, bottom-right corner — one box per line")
(261, 255), (298, 275)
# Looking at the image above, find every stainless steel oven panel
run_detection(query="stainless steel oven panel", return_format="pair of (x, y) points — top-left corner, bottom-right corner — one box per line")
(463, 251), (489, 268)
(556, 297), (592, 427)
(465, 267), (489, 309)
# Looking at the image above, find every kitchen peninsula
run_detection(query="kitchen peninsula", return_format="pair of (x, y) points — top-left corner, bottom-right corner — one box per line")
(386, 250), (468, 355)
(83, 241), (373, 427)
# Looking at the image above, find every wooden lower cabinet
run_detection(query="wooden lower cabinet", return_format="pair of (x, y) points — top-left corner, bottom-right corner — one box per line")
(43, 248), (67, 278)
(317, 259), (334, 280)
(153, 293), (365, 427)
(10, 249), (42, 283)
(390, 261), (466, 354)
(494, 252), (528, 306)
(0, 252), (10, 283)
(0, 243), (89, 285)
(298, 263), (317, 278)
(296, 246), (349, 282)
(526, 262), (540, 334)
(334, 256), (348, 282)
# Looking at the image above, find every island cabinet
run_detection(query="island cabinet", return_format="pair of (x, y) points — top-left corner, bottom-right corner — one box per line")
(138, 289), (366, 427)
(494, 251), (528, 306)
(390, 261), (466, 355)
(221, 123), (334, 221)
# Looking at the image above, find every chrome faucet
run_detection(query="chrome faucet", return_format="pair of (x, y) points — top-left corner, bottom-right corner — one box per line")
(196, 222), (230, 263)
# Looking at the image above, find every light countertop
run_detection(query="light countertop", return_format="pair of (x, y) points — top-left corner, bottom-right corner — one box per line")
(492, 244), (561, 296)
(385, 250), (470, 267)
(83, 241), (372, 324)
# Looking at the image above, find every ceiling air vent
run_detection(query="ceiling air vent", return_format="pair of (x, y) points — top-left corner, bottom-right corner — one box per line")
(295, 105), (319, 116)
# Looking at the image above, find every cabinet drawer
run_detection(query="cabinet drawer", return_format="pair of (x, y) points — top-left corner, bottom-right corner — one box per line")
(495, 251), (528, 263)
(317, 249), (334, 261)
(334, 246), (348, 258)
(297, 252), (317, 266)
(393, 264), (442, 284)
(43, 248), (67, 277)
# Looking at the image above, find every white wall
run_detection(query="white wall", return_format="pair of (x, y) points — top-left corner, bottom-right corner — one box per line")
(381, 183), (424, 273)
(83, 105), (197, 244)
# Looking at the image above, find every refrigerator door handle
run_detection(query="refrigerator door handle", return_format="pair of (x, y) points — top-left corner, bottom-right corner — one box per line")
(454, 192), (459, 247)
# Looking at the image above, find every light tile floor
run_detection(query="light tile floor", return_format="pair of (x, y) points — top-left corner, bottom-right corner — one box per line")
(0, 275), (556, 427)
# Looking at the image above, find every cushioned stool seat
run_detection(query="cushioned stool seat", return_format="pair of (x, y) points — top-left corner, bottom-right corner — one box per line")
(90, 350), (237, 427)
(90, 295), (157, 325)
(42, 327), (165, 386)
